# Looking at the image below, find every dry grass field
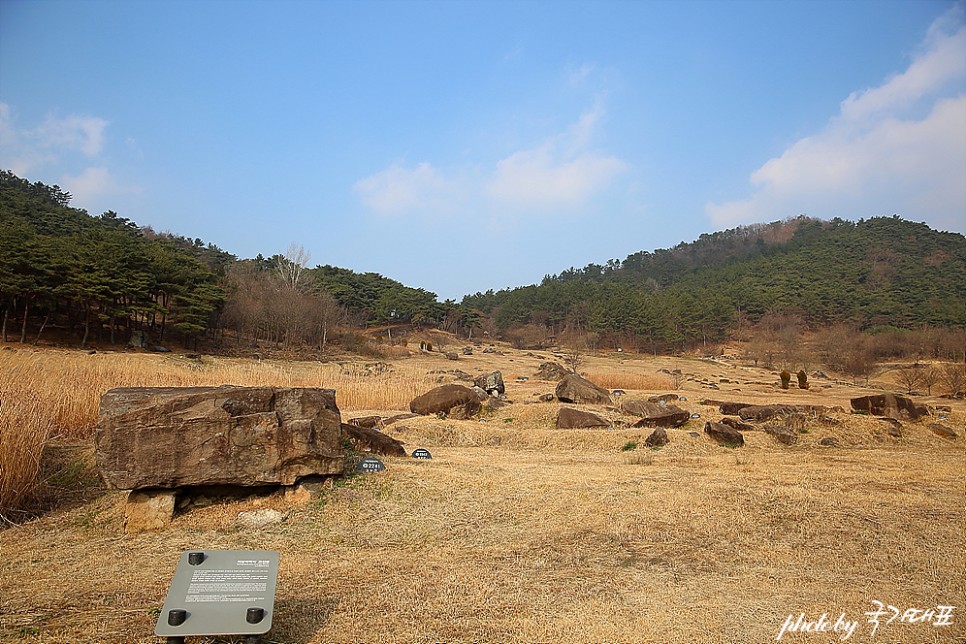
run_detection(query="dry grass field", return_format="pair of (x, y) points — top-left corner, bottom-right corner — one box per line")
(1, 342), (964, 643)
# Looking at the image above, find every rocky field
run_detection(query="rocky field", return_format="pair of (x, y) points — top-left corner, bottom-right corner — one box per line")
(0, 344), (963, 643)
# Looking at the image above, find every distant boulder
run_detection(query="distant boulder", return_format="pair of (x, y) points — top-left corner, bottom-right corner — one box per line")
(927, 423), (957, 439)
(719, 417), (755, 431)
(622, 399), (690, 428)
(704, 421), (744, 447)
(851, 394), (929, 420)
(555, 374), (611, 405)
(347, 415), (382, 429)
(644, 427), (670, 448)
(556, 407), (610, 429)
(341, 422), (406, 457)
(474, 370), (506, 396)
(763, 424), (799, 446)
(410, 384), (481, 419)
(737, 404), (800, 422)
(535, 362), (570, 381)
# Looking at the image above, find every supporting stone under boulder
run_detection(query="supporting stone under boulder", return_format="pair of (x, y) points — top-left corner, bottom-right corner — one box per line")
(95, 386), (345, 490)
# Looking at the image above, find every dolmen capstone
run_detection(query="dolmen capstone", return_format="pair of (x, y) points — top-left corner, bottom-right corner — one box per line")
(410, 384), (482, 419)
(621, 399), (690, 428)
(555, 373), (611, 405)
(96, 386), (345, 489)
(850, 393), (930, 420)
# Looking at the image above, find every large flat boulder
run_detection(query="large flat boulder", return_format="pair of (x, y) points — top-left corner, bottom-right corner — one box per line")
(95, 386), (344, 490)
(622, 399), (690, 428)
(704, 421), (745, 447)
(737, 404), (801, 422)
(555, 374), (611, 405)
(341, 422), (407, 457)
(851, 394), (930, 420)
(410, 384), (482, 419)
(556, 407), (610, 429)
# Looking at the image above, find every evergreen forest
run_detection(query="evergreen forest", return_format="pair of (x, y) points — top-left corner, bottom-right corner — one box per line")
(2, 170), (964, 356)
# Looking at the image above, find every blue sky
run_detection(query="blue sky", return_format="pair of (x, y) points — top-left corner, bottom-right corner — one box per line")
(1, 0), (964, 301)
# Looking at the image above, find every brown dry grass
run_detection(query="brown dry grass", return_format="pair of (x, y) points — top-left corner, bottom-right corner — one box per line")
(0, 348), (438, 515)
(1, 344), (964, 643)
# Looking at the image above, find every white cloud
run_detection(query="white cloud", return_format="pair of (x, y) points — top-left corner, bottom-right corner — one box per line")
(355, 102), (627, 218)
(0, 103), (110, 175)
(353, 162), (460, 215)
(61, 167), (119, 206)
(36, 113), (108, 157)
(707, 4), (966, 231)
(487, 102), (625, 211)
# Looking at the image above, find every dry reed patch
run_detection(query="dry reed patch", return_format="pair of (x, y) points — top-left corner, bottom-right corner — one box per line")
(0, 348), (437, 514)
(1, 446), (963, 643)
(581, 367), (677, 392)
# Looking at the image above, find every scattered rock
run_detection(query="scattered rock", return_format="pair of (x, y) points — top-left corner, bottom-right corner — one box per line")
(717, 401), (752, 415)
(851, 394), (930, 420)
(622, 399), (690, 428)
(927, 423), (957, 439)
(719, 417), (755, 431)
(445, 352), (460, 361)
(737, 404), (801, 422)
(410, 384), (482, 419)
(383, 413), (418, 425)
(647, 394), (680, 404)
(555, 374), (612, 405)
(341, 422), (407, 457)
(818, 436), (839, 447)
(536, 393), (554, 402)
(124, 489), (176, 533)
(877, 418), (902, 438)
(236, 508), (284, 529)
(470, 386), (489, 401)
(462, 346), (473, 355)
(644, 427), (669, 448)
(535, 362), (570, 381)
(763, 424), (799, 446)
(474, 371), (506, 396)
(348, 415), (382, 429)
(96, 386), (344, 489)
(704, 421), (744, 447)
(556, 407), (610, 429)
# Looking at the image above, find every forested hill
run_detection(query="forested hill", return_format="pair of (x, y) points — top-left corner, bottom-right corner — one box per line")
(0, 170), (456, 348)
(2, 168), (963, 353)
(462, 216), (966, 349)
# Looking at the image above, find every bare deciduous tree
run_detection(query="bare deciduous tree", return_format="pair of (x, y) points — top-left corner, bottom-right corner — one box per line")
(560, 329), (588, 374)
(919, 366), (940, 395)
(895, 367), (922, 394)
(275, 243), (311, 292)
(941, 363), (964, 397)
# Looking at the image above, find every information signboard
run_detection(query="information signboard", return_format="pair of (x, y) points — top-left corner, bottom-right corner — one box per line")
(155, 550), (279, 640)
